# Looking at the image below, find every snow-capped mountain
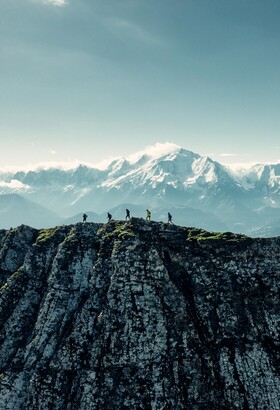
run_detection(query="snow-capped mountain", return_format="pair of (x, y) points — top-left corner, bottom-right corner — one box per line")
(0, 143), (279, 234)
(230, 163), (280, 205)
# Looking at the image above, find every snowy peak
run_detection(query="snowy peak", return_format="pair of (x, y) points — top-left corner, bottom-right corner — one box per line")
(189, 157), (217, 185)
(99, 146), (201, 190)
(98, 147), (235, 195)
(228, 163), (280, 192)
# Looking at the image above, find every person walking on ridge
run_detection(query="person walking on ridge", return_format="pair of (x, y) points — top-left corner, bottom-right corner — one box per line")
(168, 212), (173, 224)
(126, 209), (130, 220)
(83, 213), (88, 223)
(146, 209), (151, 221)
(107, 212), (112, 222)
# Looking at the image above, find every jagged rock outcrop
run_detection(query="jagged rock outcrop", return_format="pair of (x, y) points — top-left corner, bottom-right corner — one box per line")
(0, 219), (279, 409)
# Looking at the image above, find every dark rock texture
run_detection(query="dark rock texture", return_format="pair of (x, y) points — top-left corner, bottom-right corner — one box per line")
(0, 219), (279, 409)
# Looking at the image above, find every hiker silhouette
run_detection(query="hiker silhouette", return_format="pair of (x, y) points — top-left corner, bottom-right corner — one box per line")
(168, 212), (173, 224)
(126, 209), (130, 220)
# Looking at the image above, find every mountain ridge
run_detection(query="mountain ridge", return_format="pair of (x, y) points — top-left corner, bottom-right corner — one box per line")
(0, 219), (279, 409)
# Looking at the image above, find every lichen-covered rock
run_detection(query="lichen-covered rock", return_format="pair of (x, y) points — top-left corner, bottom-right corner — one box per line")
(0, 219), (279, 409)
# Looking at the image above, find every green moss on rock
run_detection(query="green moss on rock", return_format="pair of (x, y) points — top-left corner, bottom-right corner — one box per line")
(98, 221), (135, 241)
(187, 227), (248, 242)
(36, 227), (59, 243)
(0, 270), (21, 293)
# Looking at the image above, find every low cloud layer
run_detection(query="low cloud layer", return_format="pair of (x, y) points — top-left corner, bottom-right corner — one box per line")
(0, 180), (30, 190)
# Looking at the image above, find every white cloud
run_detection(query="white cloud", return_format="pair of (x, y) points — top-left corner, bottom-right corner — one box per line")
(0, 160), (88, 173)
(50, 150), (57, 155)
(0, 158), (118, 173)
(0, 180), (30, 190)
(93, 156), (119, 170)
(43, 0), (68, 6)
(219, 153), (237, 157)
(128, 142), (181, 163)
(224, 162), (258, 172)
(25, 160), (93, 171)
(202, 152), (215, 157)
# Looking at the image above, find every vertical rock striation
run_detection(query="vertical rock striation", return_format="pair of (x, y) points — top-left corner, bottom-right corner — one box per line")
(0, 219), (279, 409)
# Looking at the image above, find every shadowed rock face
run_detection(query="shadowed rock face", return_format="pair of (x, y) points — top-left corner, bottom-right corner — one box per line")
(0, 219), (279, 409)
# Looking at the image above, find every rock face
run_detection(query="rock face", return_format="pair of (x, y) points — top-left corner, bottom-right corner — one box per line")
(0, 219), (279, 409)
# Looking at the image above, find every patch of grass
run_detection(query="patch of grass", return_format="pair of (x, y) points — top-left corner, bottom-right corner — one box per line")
(0, 270), (21, 292)
(36, 227), (59, 243)
(117, 229), (135, 239)
(98, 221), (135, 241)
(10, 270), (21, 279)
(65, 227), (78, 243)
(0, 282), (8, 292)
(187, 228), (248, 242)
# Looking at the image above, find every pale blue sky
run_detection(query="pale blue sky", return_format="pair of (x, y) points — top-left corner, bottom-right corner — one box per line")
(1, 0), (280, 168)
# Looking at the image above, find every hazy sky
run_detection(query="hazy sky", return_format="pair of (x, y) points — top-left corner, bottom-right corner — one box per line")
(1, 0), (280, 168)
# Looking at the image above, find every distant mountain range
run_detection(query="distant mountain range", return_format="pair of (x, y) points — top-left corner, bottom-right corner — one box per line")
(0, 194), (61, 229)
(0, 144), (279, 235)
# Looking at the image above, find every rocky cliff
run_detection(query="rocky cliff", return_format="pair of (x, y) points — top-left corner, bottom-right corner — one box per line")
(0, 219), (279, 409)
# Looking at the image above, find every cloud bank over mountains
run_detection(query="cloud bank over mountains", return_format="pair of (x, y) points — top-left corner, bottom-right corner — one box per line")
(0, 142), (274, 174)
